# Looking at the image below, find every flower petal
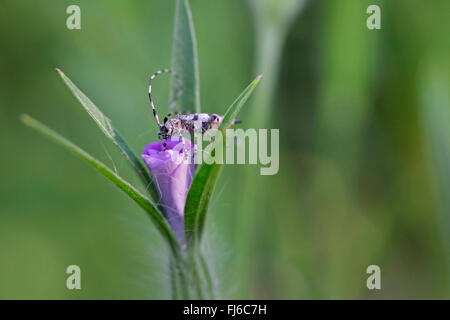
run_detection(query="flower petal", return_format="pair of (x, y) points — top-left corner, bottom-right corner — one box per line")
(142, 139), (194, 246)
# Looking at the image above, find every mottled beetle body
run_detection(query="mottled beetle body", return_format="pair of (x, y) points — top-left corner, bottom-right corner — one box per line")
(148, 69), (240, 146)
(159, 113), (223, 140)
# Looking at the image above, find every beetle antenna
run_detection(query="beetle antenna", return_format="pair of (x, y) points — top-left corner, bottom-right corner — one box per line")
(148, 69), (182, 127)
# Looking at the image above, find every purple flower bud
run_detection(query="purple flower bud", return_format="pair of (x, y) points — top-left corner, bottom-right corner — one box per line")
(142, 139), (194, 246)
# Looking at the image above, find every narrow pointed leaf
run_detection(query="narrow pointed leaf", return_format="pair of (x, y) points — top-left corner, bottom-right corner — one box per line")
(169, 0), (201, 113)
(21, 114), (180, 253)
(184, 162), (223, 248)
(221, 75), (262, 129)
(184, 76), (262, 248)
(56, 69), (159, 203)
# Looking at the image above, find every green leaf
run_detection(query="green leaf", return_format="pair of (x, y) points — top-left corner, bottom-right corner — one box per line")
(184, 75), (262, 248)
(221, 75), (262, 129)
(20, 114), (181, 253)
(169, 0), (201, 113)
(184, 163), (223, 248)
(56, 69), (160, 204)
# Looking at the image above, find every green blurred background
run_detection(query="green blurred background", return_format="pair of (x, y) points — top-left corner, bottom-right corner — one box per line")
(0, 0), (448, 299)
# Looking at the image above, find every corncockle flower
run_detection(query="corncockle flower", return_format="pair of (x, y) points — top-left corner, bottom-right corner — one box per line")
(142, 138), (194, 246)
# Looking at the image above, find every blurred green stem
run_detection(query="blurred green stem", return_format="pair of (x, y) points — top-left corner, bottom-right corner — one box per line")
(250, 27), (283, 126)
(314, 1), (375, 298)
(235, 0), (306, 298)
(316, 0), (374, 182)
(419, 56), (450, 294)
(235, 26), (283, 298)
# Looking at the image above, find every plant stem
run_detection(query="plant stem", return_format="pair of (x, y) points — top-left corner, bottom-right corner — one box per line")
(169, 256), (180, 299)
(168, 244), (216, 299)
(198, 252), (216, 299)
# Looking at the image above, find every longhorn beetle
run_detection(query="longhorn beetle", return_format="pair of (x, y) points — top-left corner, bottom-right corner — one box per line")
(148, 69), (241, 148)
